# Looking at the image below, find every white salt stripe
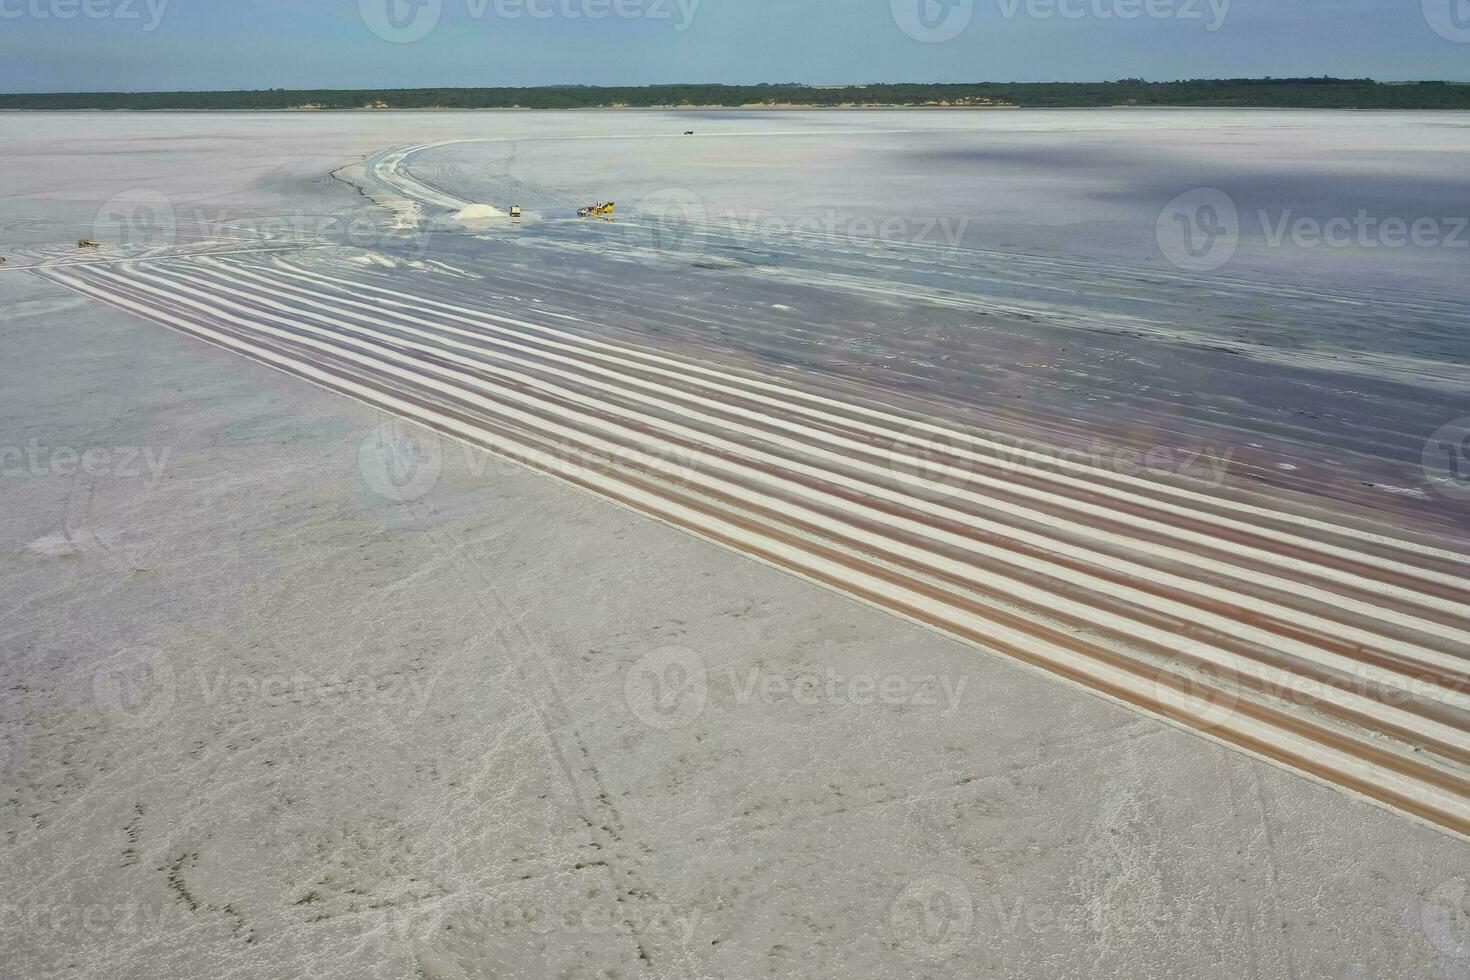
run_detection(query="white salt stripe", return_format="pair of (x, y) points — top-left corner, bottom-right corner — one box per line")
(86, 262), (1470, 696)
(260, 255), (1470, 575)
(136, 261), (1470, 653)
(48, 264), (1470, 838)
(203, 257), (1470, 615)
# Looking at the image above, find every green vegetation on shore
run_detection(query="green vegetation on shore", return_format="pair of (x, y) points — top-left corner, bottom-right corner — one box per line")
(3, 78), (1468, 111)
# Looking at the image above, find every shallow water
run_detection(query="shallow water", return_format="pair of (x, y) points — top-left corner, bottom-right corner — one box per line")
(3, 108), (1468, 531)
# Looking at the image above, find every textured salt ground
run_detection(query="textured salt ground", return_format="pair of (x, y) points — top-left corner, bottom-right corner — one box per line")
(5, 108), (1470, 979)
(2, 270), (1469, 980)
(44, 245), (1470, 837)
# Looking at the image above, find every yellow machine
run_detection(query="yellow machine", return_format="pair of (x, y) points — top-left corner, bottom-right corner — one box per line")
(577, 202), (615, 218)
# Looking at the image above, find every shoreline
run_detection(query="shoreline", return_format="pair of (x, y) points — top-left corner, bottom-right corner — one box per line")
(5, 79), (1468, 113)
(5, 104), (1470, 113)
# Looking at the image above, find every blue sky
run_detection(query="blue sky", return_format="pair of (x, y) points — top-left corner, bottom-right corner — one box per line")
(1, 0), (1466, 92)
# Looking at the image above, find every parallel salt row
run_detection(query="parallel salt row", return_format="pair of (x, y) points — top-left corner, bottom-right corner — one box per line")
(43, 255), (1470, 837)
(209, 259), (1470, 627)
(97, 259), (1470, 666)
(269, 257), (1467, 570)
(63, 258), (1470, 694)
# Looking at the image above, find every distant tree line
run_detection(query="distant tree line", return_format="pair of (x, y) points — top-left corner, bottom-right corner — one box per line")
(2, 79), (1467, 111)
